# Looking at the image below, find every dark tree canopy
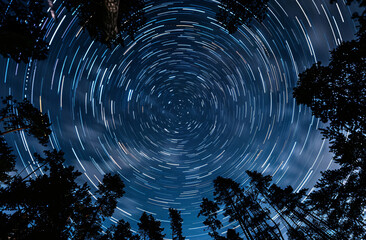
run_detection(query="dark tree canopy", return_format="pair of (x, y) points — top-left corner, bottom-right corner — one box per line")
(119, 0), (146, 41)
(198, 196), (252, 240)
(307, 166), (366, 239)
(96, 173), (125, 217)
(169, 208), (185, 240)
(213, 176), (283, 240)
(103, 219), (140, 240)
(0, 150), (88, 239)
(198, 198), (225, 240)
(226, 229), (243, 240)
(63, 0), (146, 47)
(247, 167), (366, 239)
(293, 3), (366, 237)
(74, 173), (125, 240)
(138, 212), (165, 240)
(0, 95), (51, 183)
(0, 96), (51, 146)
(216, 0), (269, 34)
(0, 0), (49, 63)
(0, 149), (126, 240)
(294, 0), (366, 168)
(0, 108), (126, 240)
(293, 37), (366, 167)
(247, 171), (333, 239)
(0, 96), (135, 240)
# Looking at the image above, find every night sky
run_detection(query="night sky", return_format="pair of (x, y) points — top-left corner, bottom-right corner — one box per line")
(0, 0), (360, 238)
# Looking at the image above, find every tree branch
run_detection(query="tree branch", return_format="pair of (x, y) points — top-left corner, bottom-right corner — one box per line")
(0, 127), (29, 136)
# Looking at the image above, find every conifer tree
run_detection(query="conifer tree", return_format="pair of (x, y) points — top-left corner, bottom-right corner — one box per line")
(293, 1), (366, 237)
(0, 96), (131, 239)
(213, 176), (283, 240)
(0, 150), (87, 239)
(104, 219), (140, 240)
(0, 95), (51, 182)
(0, 147), (126, 240)
(213, 177), (253, 240)
(169, 208), (185, 240)
(246, 170), (338, 240)
(75, 173), (125, 240)
(138, 212), (165, 240)
(0, 96), (51, 145)
(198, 198), (226, 240)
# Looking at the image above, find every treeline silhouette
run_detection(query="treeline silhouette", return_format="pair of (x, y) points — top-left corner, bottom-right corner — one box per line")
(0, 96), (185, 239)
(0, 0), (365, 239)
(0, 77), (365, 239)
(0, 0), (146, 63)
(0, 0), (270, 63)
(200, 0), (366, 238)
(198, 1), (366, 239)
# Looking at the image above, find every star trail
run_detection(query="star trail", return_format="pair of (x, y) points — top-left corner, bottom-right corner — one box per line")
(0, 0), (360, 238)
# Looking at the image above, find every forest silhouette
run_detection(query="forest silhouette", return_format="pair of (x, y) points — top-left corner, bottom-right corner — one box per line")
(0, 0), (365, 239)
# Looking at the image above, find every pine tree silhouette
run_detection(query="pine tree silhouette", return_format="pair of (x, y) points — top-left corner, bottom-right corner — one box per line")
(138, 212), (165, 240)
(293, 2), (366, 237)
(169, 208), (185, 240)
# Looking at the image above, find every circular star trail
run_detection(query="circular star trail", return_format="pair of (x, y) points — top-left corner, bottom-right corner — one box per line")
(0, 0), (359, 238)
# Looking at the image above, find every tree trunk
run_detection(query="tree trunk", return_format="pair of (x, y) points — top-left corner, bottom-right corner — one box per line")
(291, 210), (332, 240)
(228, 199), (254, 240)
(104, 0), (120, 41)
(261, 191), (315, 239)
(256, 201), (284, 240)
(0, 114), (16, 122)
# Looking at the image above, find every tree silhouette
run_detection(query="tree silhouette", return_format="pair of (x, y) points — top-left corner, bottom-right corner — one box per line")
(198, 198), (226, 240)
(169, 208), (185, 240)
(103, 219), (140, 240)
(119, 0), (146, 41)
(0, 149), (127, 240)
(0, 0), (49, 63)
(0, 95), (51, 183)
(0, 96), (51, 145)
(293, 2), (366, 238)
(75, 173), (125, 240)
(293, 37), (365, 168)
(213, 176), (283, 240)
(0, 96), (132, 239)
(114, 219), (140, 240)
(138, 212), (165, 240)
(63, 0), (146, 47)
(213, 177), (252, 239)
(307, 166), (366, 239)
(216, 0), (269, 34)
(0, 150), (87, 239)
(293, 0), (365, 169)
(246, 170), (344, 240)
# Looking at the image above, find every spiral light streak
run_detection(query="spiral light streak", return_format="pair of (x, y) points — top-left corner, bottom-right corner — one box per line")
(0, 0), (359, 238)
